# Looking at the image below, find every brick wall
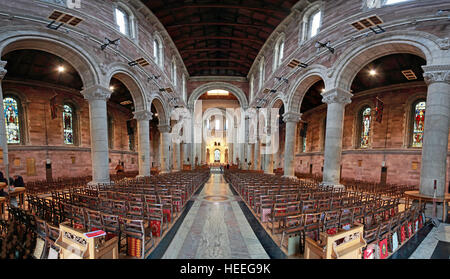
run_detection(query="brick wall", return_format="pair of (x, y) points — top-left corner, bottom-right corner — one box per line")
(294, 83), (450, 189)
(0, 81), (138, 181)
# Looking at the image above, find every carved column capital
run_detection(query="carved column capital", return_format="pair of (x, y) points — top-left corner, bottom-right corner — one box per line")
(422, 65), (450, 85)
(321, 88), (353, 105)
(282, 112), (302, 123)
(0, 60), (7, 80)
(158, 124), (171, 133)
(81, 85), (112, 101)
(133, 110), (153, 121)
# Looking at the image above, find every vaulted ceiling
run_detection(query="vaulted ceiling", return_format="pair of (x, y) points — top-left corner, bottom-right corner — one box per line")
(142, 0), (298, 77)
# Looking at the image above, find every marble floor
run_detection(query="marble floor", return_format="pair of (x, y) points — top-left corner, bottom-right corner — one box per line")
(162, 174), (270, 259)
(409, 222), (450, 259)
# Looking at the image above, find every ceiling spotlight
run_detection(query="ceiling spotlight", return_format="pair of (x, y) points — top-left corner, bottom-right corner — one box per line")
(109, 86), (115, 91)
(321, 88), (326, 93)
(155, 113), (158, 117)
(57, 66), (65, 73)
(369, 69), (377, 76)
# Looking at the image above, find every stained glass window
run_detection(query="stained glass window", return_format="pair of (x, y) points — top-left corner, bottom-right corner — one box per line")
(360, 107), (371, 148)
(302, 137), (306, 152)
(412, 101), (426, 148)
(63, 104), (73, 144)
(3, 97), (20, 144)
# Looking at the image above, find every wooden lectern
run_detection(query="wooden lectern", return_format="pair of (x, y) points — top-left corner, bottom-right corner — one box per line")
(55, 222), (119, 259)
(305, 223), (366, 259)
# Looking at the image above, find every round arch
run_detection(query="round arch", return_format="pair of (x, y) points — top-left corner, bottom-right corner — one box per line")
(331, 31), (444, 91)
(286, 64), (328, 115)
(0, 29), (101, 88)
(151, 95), (169, 126)
(188, 82), (249, 110)
(106, 63), (148, 112)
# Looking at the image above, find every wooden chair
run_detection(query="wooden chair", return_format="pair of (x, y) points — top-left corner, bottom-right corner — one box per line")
(127, 201), (145, 220)
(280, 214), (304, 251)
(322, 210), (340, 234)
(122, 218), (154, 259)
(85, 209), (104, 231)
(112, 200), (128, 219)
(101, 213), (122, 251)
(72, 205), (87, 230)
(301, 200), (317, 214)
(159, 195), (173, 224)
(302, 213), (322, 253)
(339, 208), (354, 230)
(144, 203), (165, 237)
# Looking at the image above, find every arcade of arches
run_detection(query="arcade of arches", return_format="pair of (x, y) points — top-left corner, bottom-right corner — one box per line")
(0, 0), (449, 260)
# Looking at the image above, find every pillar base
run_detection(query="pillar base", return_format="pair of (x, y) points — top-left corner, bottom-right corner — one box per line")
(282, 175), (298, 180)
(88, 180), (111, 187)
(136, 175), (150, 179)
(320, 182), (346, 191)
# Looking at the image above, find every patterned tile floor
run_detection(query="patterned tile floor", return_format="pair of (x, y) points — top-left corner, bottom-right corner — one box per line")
(162, 174), (269, 259)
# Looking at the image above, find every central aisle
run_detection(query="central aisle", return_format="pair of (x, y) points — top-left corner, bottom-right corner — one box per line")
(162, 173), (270, 259)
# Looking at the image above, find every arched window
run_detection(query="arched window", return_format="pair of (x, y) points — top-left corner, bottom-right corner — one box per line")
(171, 59), (177, 87)
(359, 106), (372, 148)
(411, 100), (426, 148)
(258, 57), (265, 91)
(182, 74), (186, 101)
(115, 6), (131, 36)
(3, 96), (21, 144)
(308, 9), (322, 38)
(273, 35), (285, 71)
(63, 104), (74, 145)
(249, 75), (254, 102)
(300, 4), (322, 43)
(153, 33), (164, 68)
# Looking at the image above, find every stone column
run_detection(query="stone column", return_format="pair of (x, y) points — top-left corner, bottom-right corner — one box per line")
(264, 124), (274, 175)
(158, 125), (171, 173)
(283, 112), (302, 178)
(254, 139), (260, 170)
(321, 88), (353, 188)
(174, 141), (181, 171)
(246, 143), (253, 170)
(134, 110), (152, 178)
(81, 85), (112, 184)
(0, 61), (9, 183)
(420, 65), (450, 197)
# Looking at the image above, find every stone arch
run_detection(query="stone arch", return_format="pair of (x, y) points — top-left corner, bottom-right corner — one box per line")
(151, 95), (169, 126)
(331, 31), (444, 91)
(106, 63), (148, 112)
(188, 82), (249, 110)
(0, 29), (101, 88)
(286, 64), (328, 115)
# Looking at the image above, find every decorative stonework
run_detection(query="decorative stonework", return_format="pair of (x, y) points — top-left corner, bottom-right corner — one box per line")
(133, 110), (153, 121)
(282, 112), (302, 123)
(436, 38), (450, 50)
(81, 85), (111, 101)
(158, 124), (171, 133)
(422, 65), (450, 85)
(0, 60), (7, 80)
(321, 88), (353, 105)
